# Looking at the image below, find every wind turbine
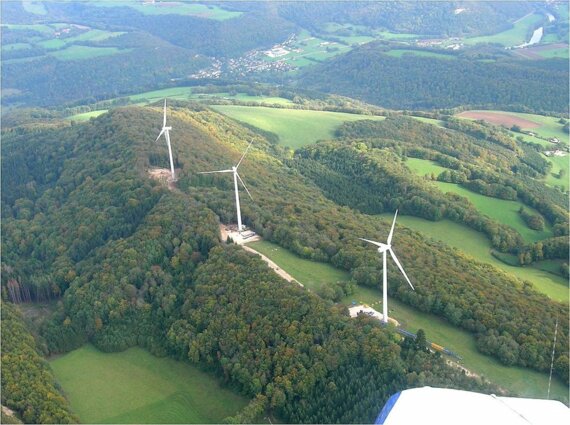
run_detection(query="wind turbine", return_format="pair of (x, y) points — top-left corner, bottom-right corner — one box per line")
(199, 141), (253, 233)
(154, 98), (176, 181)
(359, 210), (414, 324)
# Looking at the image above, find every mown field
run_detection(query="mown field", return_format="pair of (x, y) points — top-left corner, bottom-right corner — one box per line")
(90, 0), (242, 20)
(376, 213), (568, 302)
(384, 49), (455, 60)
(2, 23), (128, 61)
(50, 345), (249, 424)
(543, 154), (569, 190)
(212, 105), (384, 148)
(68, 110), (108, 121)
(245, 240), (568, 402)
(463, 13), (544, 46)
(405, 157), (449, 177)
(405, 157), (555, 243)
(456, 110), (568, 143)
(434, 181), (552, 242)
(248, 240), (350, 291)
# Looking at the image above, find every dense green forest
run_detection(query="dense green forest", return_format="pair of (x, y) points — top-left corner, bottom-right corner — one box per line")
(277, 1), (535, 36)
(1, 303), (77, 424)
(297, 42), (569, 113)
(3, 105), (567, 402)
(2, 105), (514, 422)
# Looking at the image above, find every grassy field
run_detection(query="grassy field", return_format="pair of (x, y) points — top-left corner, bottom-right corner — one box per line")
(91, 0), (242, 20)
(348, 286), (568, 402)
(405, 157), (449, 177)
(124, 87), (293, 106)
(409, 116), (446, 128)
(464, 13), (544, 47)
(68, 110), (108, 121)
(537, 46), (570, 59)
(245, 240), (568, 402)
(248, 240), (350, 290)
(49, 46), (126, 61)
(212, 105), (384, 148)
(543, 154), (569, 190)
(376, 214), (568, 302)
(50, 345), (248, 424)
(384, 49), (455, 59)
(2, 43), (33, 51)
(434, 181), (552, 242)
(457, 110), (568, 144)
(22, 0), (47, 15)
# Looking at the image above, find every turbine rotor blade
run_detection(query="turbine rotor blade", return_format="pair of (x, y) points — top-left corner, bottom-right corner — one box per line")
(387, 209), (398, 245)
(236, 141), (253, 169)
(154, 129), (165, 143)
(198, 169), (233, 174)
(389, 248), (414, 290)
(163, 98), (167, 128)
(358, 238), (388, 249)
(236, 172), (253, 201)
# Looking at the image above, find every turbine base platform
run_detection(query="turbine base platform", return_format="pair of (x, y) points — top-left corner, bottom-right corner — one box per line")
(220, 224), (261, 245)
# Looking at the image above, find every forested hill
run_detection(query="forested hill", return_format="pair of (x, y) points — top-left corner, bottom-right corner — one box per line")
(277, 1), (534, 36)
(296, 43), (569, 113)
(1, 104), (568, 420)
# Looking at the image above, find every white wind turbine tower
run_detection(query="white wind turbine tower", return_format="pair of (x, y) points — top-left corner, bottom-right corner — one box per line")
(154, 99), (176, 181)
(199, 141), (253, 233)
(359, 210), (415, 324)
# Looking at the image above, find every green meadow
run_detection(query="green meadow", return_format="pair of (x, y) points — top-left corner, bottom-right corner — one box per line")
(49, 46), (127, 61)
(457, 110), (568, 144)
(434, 181), (552, 242)
(68, 110), (108, 121)
(405, 157), (449, 176)
(91, 1), (242, 20)
(124, 87), (293, 106)
(50, 345), (248, 424)
(377, 214), (568, 302)
(464, 13), (544, 46)
(22, 1), (47, 15)
(248, 240), (350, 290)
(384, 49), (455, 60)
(543, 154), (569, 190)
(409, 116), (446, 128)
(536, 46), (570, 59)
(245, 240), (568, 402)
(212, 105), (384, 148)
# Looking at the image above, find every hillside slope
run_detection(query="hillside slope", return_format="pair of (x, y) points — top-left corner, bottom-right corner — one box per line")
(1, 105), (568, 421)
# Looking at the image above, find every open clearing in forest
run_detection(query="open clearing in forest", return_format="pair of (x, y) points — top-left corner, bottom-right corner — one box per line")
(543, 154), (570, 190)
(91, 1), (242, 20)
(212, 105), (384, 148)
(456, 110), (568, 143)
(456, 111), (540, 129)
(377, 213), (568, 302)
(247, 241), (568, 403)
(50, 345), (248, 424)
(68, 110), (108, 121)
(434, 181), (552, 243)
(247, 240), (348, 290)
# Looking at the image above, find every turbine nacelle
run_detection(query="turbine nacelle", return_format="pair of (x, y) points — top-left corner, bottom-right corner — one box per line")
(377, 244), (390, 253)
